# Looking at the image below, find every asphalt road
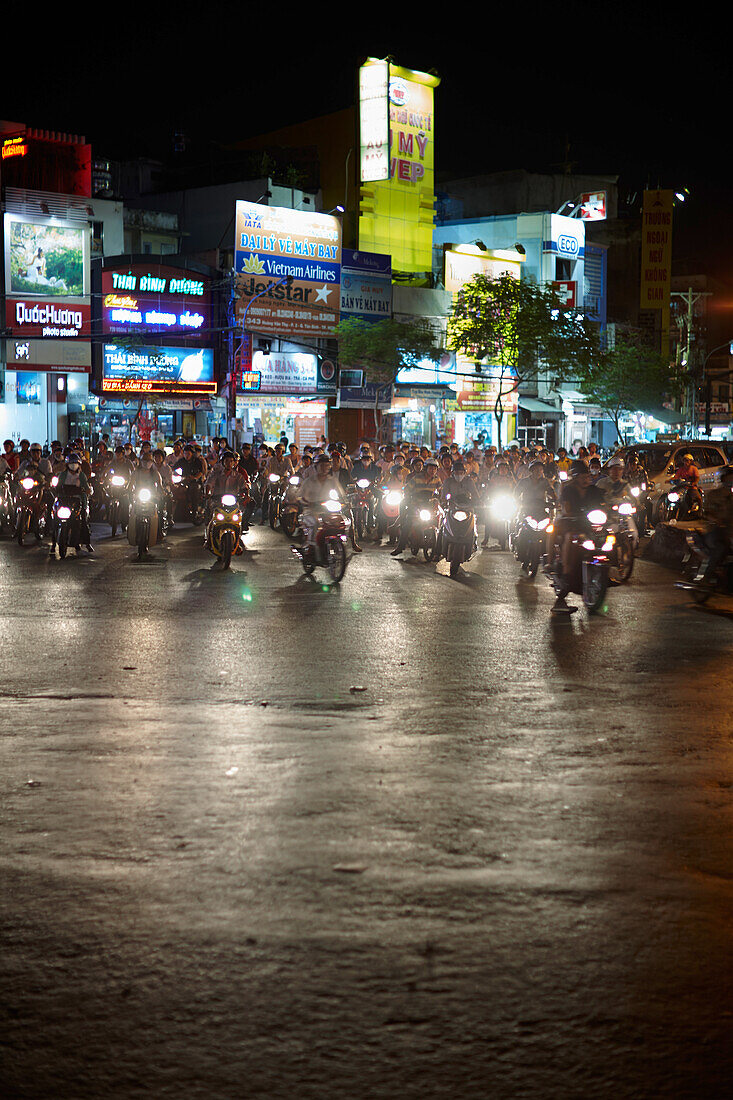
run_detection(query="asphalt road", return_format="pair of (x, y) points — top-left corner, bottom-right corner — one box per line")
(1, 521), (732, 1099)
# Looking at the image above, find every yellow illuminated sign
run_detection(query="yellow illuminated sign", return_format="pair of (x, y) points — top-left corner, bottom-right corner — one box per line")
(358, 60), (440, 284)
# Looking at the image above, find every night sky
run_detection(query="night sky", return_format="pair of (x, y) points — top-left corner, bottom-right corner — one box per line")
(2, 7), (731, 282)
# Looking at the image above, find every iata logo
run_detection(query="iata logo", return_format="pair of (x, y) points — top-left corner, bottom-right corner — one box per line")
(557, 234), (580, 257)
(389, 78), (409, 107)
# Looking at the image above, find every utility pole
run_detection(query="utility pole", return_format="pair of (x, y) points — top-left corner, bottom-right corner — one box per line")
(671, 288), (711, 437)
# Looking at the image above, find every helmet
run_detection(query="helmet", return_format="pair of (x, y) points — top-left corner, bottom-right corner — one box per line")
(608, 457), (624, 468)
(359, 444), (372, 456)
(425, 458), (438, 468)
(528, 460), (544, 471)
(570, 459), (589, 477)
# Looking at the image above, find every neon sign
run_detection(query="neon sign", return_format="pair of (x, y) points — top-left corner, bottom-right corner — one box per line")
(2, 136), (28, 160)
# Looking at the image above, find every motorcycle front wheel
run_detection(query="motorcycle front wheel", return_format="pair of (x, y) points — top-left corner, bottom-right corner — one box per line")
(109, 501), (119, 537)
(280, 508), (298, 538)
(17, 510), (29, 546)
(326, 538), (346, 583)
(582, 562), (608, 613)
(137, 519), (150, 559)
(423, 528), (438, 562)
(220, 530), (233, 570)
(612, 533), (634, 584)
(58, 526), (68, 559)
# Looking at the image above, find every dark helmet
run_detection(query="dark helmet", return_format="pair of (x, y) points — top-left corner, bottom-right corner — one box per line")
(570, 459), (589, 477)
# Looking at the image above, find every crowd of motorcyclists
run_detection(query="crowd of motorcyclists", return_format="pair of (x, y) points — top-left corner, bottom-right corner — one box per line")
(2, 431), (732, 601)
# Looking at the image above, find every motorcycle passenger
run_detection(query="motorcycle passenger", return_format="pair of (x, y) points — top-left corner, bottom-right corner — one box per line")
(52, 452), (93, 554)
(3, 440), (19, 473)
(624, 451), (648, 486)
(588, 456), (603, 483)
(701, 465), (733, 581)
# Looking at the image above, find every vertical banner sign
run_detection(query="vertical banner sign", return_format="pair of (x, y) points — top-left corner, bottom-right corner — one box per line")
(234, 201), (341, 340)
(359, 60), (390, 182)
(358, 60), (440, 283)
(640, 190), (673, 309)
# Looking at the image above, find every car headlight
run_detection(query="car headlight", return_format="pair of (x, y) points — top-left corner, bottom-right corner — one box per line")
(138, 488), (151, 503)
(419, 509), (432, 522)
(221, 494), (237, 506)
(587, 509), (607, 525)
(57, 506), (71, 519)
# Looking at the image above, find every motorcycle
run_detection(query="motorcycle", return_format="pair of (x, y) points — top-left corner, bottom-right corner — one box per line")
(377, 484), (403, 543)
(128, 486), (160, 559)
(280, 475), (303, 539)
(547, 507), (613, 613)
(675, 530), (733, 605)
(51, 487), (84, 559)
(291, 497), (351, 583)
(207, 493), (244, 569)
(104, 471), (130, 536)
(486, 490), (516, 550)
(267, 473), (286, 529)
(15, 474), (47, 545)
(607, 501), (637, 583)
(0, 475), (15, 537)
(170, 467), (205, 526)
(403, 489), (442, 561)
(439, 493), (478, 577)
(657, 478), (701, 523)
(350, 478), (377, 539)
(512, 509), (553, 579)
(628, 480), (650, 534)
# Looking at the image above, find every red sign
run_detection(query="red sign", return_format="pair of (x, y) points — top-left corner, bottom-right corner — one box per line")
(580, 191), (607, 221)
(552, 281), (577, 308)
(7, 298), (91, 338)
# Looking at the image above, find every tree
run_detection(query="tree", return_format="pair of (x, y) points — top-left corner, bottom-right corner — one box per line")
(335, 316), (443, 441)
(447, 273), (600, 448)
(577, 330), (674, 445)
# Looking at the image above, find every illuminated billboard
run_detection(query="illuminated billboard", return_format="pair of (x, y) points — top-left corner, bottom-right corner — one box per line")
(359, 60), (390, 182)
(5, 213), (88, 298)
(358, 60), (440, 282)
(101, 263), (210, 337)
(102, 345), (216, 394)
(234, 201), (342, 340)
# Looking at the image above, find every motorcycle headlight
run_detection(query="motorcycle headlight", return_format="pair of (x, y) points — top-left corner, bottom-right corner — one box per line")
(587, 509), (607, 525)
(51, 476), (59, 488)
(630, 486), (640, 497)
(526, 517), (538, 529)
(454, 510), (468, 521)
(419, 509), (432, 522)
(602, 535), (616, 551)
(172, 474), (183, 484)
(57, 506), (71, 519)
(324, 500), (342, 513)
(618, 502), (634, 515)
(216, 512), (225, 521)
(269, 474), (280, 483)
(667, 492), (680, 503)
(289, 476), (300, 486)
(21, 478), (35, 490)
(138, 488), (151, 503)
(111, 475), (126, 487)
(232, 513), (241, 522)
(582, 539), (596, 550)
(385, 491), (403, 506)
(357, 479), (370, 489)
(221, 494), (237, 506)
(559, 471), (568, 481)
(537, 517), (550, 530)
(491, 496), (514, 520)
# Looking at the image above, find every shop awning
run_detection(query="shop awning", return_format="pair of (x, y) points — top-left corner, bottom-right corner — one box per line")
(518, 397), (563, 418)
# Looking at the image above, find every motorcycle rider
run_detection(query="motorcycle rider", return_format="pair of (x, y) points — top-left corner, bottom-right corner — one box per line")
(17, 443), (52, 481)
(481, 460), (514, 547)
(700, 465), (733, 582)
(596, 456), (631, 504)
(179, 442), (206, 519)
(549, 459), (607, 610)
(294, 454), (346, 559)
(166, 438), (186, 470)
(671, 452), (702, 514)
(330, 450), (362, 552)
(390, 457), (441, 558)
(51, 452), (93, 554)
(440, 460), (480, 509)
(152, 449), (175, 530)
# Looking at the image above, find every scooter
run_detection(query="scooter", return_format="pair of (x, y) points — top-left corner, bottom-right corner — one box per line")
(439, 494), (478, 577)
(377, 484), (403, 543)
(658, 479), (701, 523)
(291, 497), (351, 583)
(280, 475), (303, 539)
(350, 479), (378, 540)
(15, 474), (47, 545)
(547, 507), (613, 613)
(170, 468), (205, 526)
(0, 475), (15, 537)
(267, 473), (287, 529)
(207, 493), (244, 569)
(128, 487), (160, 559)
(675, 529), (733, 604)
(104, 470), (130, 536)
(486, 490), (515, 550)
(607, 501), (637, 583)
(403, 489), (442, 561)
(50, 487), (85, 559)
(512, 509), (553, 579)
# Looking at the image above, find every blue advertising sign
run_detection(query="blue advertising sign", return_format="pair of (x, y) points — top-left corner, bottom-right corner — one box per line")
(340, 248), (392, 323)
(102, 344), (216, 394)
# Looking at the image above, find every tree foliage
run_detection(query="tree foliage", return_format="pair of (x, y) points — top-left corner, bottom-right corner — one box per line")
(577, 330), (673, 444)
(336, 316), (442, 386)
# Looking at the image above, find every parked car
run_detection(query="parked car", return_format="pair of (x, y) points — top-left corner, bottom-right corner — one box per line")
(605, 441), (729, 524)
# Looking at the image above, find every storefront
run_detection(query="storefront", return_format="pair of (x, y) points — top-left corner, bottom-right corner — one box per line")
(234, 346), (335, 445)
(389, 385), (452, 447)
(516, 396), (563, 450)
(448, 372), (519, 450)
